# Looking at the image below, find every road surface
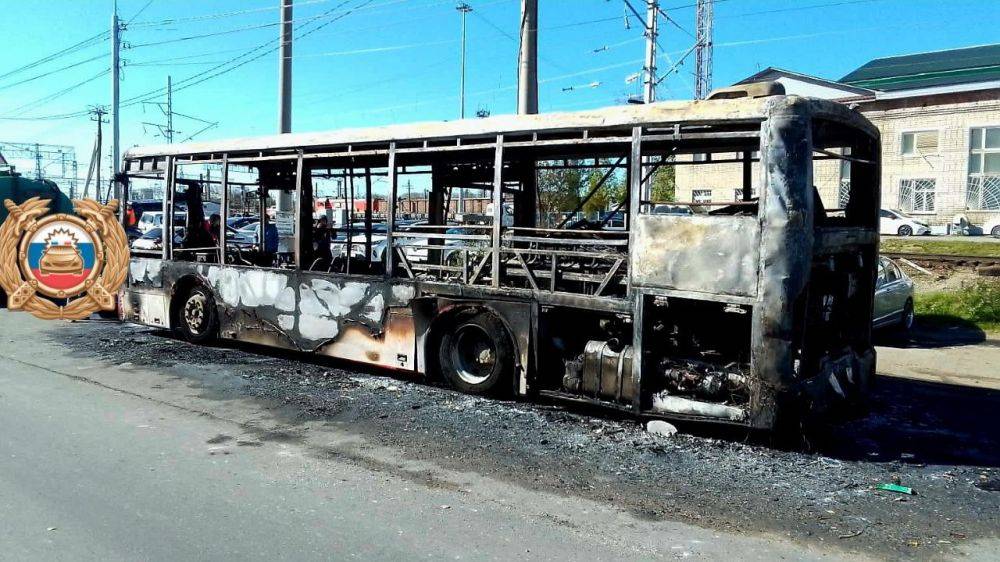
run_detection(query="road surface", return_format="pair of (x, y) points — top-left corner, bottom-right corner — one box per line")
(0, 312), (846, 561)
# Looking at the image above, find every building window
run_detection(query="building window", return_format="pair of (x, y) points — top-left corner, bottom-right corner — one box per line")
(733, 187), (757, 201)
(967, 126), (1000, 210)
(692, 189), (712, 203)
(838, 148), (852, 208)
(899, 179), (936, 213)
(901, 130), (938, 156)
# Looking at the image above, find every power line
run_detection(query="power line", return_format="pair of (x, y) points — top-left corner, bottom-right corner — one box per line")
(0, 53), (106, 92)
(1, 69), (110, 117)
(127, 9), (350, 49)
(126, 0), (156, 24)
(122, 0), (378, 109)
(128, 0), (338, 27)
(0, 30), (108, 82)
(720, 0), (889, 18)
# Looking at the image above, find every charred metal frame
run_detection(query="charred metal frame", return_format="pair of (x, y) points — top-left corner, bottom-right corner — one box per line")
(118, 96), (880, 429)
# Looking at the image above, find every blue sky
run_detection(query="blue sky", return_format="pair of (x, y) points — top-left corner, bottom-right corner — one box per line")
(1, 0), (997, 180)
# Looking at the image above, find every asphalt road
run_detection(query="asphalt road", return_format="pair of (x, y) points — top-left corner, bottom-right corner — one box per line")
(0, 312), (836, 561)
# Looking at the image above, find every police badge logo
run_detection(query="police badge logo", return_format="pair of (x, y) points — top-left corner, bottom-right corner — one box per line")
(0, 197), (128, 320)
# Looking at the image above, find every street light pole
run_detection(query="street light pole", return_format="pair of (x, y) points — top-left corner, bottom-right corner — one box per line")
(517, 0), (538, 115)
(457, 3), (472, 120)
(278, 0), (293, 133)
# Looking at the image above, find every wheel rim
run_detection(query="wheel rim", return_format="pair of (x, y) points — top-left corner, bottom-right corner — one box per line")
(900, 226), (912, 236)
(992, 226), (1000, 237)
(450, 324), (496, 385)
(904, 304), (915, 329)
(184, 292), (207, 335)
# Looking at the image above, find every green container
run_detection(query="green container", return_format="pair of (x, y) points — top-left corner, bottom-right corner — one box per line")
(0, 167), (75, 227)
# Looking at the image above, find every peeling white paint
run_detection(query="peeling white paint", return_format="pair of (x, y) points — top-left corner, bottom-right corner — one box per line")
(277, 314), (295, 331)
(302, 279), (367, 318)
(275, 286), (296, 311)
(299, 314), (339, 340)
(205, 267), (293, 309)
(129, 259), (163, 284)
(391, 284), (415, 303)
(363, 293), (385, 324)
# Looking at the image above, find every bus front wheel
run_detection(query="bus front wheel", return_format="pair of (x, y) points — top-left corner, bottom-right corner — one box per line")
(437, 311), (514, 396)
(175, 285), (218, 343)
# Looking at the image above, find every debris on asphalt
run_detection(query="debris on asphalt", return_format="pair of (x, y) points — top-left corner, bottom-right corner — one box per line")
(58, 322), (1000, 559)
(876, 483), (915, 495)
(645, 420), (678, 437)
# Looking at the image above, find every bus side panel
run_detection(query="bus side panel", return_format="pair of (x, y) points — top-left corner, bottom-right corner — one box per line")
(630, 214), (760, 298)
(126, 259), (421, 373)
(123, 257), (171, 329)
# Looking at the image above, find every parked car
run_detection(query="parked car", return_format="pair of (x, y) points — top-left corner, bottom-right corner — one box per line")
(982, 215), (1000, 237)
(873, 256), (915, 330)
(879, 209), (930, 236)
(227, 216), (258, 230)
(131, 227), (185, 251)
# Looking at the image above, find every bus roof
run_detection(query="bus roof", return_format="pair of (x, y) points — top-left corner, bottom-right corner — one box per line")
(124, 95), (875, 160)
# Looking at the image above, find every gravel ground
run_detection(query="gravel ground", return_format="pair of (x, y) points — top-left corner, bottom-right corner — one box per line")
(58, 321), (1000, 560)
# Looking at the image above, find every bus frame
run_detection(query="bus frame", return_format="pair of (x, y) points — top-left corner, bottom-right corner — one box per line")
(118, 88), (881, 429)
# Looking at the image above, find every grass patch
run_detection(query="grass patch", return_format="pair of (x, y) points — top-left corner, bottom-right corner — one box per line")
(881, 237), (1000, 258)
(915, 279), (1000, 333)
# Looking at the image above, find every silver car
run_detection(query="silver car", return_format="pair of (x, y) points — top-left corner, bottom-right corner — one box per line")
(873, 256), (915, 330)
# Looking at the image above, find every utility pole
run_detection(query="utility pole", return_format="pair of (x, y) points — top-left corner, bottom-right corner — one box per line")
(166, 75), (174, 143)
(694, 0), (714, 100)
(85, 107), (107, 200)
(111, 0), (121, 199)
(457, 3), (472, 119)
(278, 0), (293, 133)
(33, 144), (43, 180)
(643, 0), (658, 103)
(517, 0), (538, 114)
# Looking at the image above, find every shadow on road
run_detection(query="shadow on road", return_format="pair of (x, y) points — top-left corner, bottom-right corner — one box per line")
(874, 316), (987, 349)
(811, 375), (1000, 468)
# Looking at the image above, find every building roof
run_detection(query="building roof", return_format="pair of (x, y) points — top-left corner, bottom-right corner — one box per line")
(736, 67), (874, 100)
(840, 44), (1000, 92)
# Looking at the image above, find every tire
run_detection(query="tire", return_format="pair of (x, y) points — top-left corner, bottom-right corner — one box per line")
(897, 225), (913, 236)
(175, 285), (218, 343)
(991, 225), (1000, 237)
(898, 300), (915, 331)
(437, 311), (514, 395)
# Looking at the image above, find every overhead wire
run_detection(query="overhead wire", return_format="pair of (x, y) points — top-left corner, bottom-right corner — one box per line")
(0, 53), (106, 92)
(1, 69), (110, 117)
(122, 0), (379, 109)
(0, 30), (108, 82)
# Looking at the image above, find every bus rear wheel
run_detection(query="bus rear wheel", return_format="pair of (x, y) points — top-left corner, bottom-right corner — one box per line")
(438, 311), (514, 395)
(175, 285), (218, 343)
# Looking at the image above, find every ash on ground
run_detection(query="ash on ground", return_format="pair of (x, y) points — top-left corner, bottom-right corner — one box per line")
(60, 322), (1000, 559)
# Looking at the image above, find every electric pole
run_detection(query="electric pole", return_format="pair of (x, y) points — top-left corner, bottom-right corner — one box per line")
(34, 144), (43, 180)
(166, 75), (174, 143)
(643, 0), (658, 103)
(457, 3), (472, 119)
(694, 0), (714, 100)
(278, 0), (293, 133)
(111, 0), (121, 199)
(517, 0), (538, 114)
(85, 106), (107, 200)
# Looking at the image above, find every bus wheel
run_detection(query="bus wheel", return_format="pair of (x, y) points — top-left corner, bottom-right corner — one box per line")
(438, 311), (514, 395)
(176, 285), (218, 343)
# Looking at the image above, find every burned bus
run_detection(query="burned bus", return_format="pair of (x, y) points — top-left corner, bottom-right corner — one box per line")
(118, 87), (880, 429)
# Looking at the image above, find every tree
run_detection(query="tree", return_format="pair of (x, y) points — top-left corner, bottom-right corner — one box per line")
(650, 163), (676, 203)
(581, 169), (626, 216)
(536, 163), (583, 226)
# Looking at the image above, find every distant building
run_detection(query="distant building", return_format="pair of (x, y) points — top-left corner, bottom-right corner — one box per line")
(675, 44), (1000, 226)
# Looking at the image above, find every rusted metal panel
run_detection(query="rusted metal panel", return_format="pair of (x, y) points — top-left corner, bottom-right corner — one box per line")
(630, 214), (760, 298)
(125, 260), (423, 372)
(125, 98), (778, 160)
